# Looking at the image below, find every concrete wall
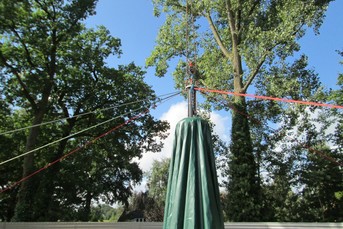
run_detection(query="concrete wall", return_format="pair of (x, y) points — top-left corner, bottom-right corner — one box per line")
(1, 222), (342, 229)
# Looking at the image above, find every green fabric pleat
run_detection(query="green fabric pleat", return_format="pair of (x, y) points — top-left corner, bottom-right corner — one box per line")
(163, 117), (224, 229)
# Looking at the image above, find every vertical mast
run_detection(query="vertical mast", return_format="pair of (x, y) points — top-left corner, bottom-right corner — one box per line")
(186, 0), (196, 117)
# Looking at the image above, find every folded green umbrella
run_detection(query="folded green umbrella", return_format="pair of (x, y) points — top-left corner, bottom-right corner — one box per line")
(163, 117), (224, 229)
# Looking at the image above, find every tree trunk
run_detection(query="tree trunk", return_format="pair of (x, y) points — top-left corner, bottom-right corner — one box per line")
(33, 120), (76, 221)
(12, 109), (46, 221)
(82, 190), (93, 221)
(12, 85), (53, 221)
(227, 96), (260, 221)
(226, 19), (261, 220)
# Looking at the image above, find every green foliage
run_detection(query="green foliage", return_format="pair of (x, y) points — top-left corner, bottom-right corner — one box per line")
(0, 0), (100, 221)
(0, 0), (169, 222)
(146, 159), (170, 202)
(0, 108), (28, 221)
(119, 159), (170, 222)
(148, 0), (331, 97)
(329, 50), (343, 153)
(145, 159), (170, 221)
(147, 0), (334, 222)
(315, 49), (343, 221)
(299, 146), (343, 221)
(226, 101), (261, 221)
(335, 191), (343, 200)
(89, 204), (123, 222)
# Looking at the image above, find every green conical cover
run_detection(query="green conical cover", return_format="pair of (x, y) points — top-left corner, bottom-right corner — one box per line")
(163, 117), (224, 229)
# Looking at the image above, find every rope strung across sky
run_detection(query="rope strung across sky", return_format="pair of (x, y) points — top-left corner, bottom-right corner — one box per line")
(0, 92), (180, 166)
(225, 99), (343, 167)
(0, 91), (180, 136)
(0, 106), (144, 166)
(1, 86), (342, 193)
(0, 92), (181, 194)
(0, 110), (149, 194)
(195, 87), (343, 109)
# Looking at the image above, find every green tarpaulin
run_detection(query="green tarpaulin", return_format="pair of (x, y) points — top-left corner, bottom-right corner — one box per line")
(163, 117), (224, 229)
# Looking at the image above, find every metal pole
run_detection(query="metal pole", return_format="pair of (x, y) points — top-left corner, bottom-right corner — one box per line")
(187, 62), (197, 117)
(187, 84), (196, 117)
(187, 85), (193, 117)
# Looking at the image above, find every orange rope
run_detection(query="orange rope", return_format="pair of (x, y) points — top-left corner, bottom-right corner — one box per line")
(195, 87), (343, 109)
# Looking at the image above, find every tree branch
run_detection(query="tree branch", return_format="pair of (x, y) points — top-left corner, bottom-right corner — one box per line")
(205, 12), (232, 59)
(226, 0), (237, 34)
(248, 0), (261, 16)
(9, 24), (36, 68)
(170, 2), (186, 13)
(236, 0), (242, 35)
(242, 52), (268, 93)
(0, 47), (37, 110)
(242, 13), (307, 93)
(34, 0), (53, 19)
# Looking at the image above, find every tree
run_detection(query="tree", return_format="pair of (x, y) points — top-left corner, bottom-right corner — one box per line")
(249, 55), (328, 221)
(147, 0), (332, 221)
(89, 204), (123, 222)
(145, 158), (170, 221)
(118, 191), (148, 222)
(285, 50), (343, 222)
(299, 146), (343, 221)
(315, 49), (343, 221)
(119, 159), (170, 222)
(330, 50), (343, 152)
(0, 0), (99, 221)
(0, 0), (169, 221)
(0, 105), (28, 221)
(257, 70), (342, 222)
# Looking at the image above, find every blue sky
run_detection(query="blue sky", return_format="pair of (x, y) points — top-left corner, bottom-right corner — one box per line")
(85, 0), (343, 173)
(86, 0), (343, 113)
(86, 0), (181, 110)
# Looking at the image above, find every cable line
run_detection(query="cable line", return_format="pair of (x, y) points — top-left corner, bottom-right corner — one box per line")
(0, 91), (180, 136)
(194, 87), (341, 166)
(0, 101), (140, 136)
(195, 87), (343, 109)
(225, 98), (343, 167)
(0, 107), (144, 166)
(0, 110), (149, 194)
(0, 91), (180, 193)
(0, 92), (181, 166)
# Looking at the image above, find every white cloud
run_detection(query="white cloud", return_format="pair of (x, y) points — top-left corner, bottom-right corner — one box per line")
(210, 112), (230, 142)
(133, 101), (230, 191)
(137, 101), (230, 172)
(279, 107), (339, 148)
(137, 101), (188, 173)
(134, 103), (339, 192)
